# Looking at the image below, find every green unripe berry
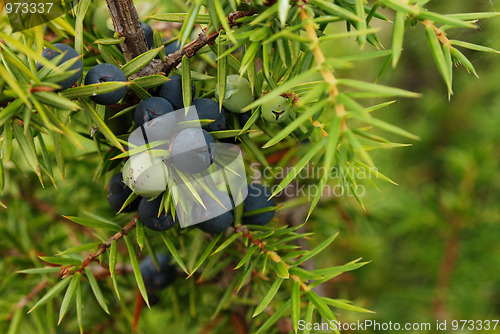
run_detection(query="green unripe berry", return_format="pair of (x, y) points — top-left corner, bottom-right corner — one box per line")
(122, 152), (169, 197)
(215, 75), (254, 113)
(261, 96), (294, 123)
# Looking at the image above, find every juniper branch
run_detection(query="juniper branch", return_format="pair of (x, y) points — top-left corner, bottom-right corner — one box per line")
(235, 225), (311, 292)
(105, 0), (256, 79)
(60, 216), (138, 278)
(297, 0), (347, 131)
(130, 10), (257, 79)
(105, 0), (149, 62)
(424, 20), (451, 46)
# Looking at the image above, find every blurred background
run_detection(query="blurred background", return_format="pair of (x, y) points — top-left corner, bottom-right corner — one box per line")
(311, 0), (500, 328)
(1, 0), (499, 332)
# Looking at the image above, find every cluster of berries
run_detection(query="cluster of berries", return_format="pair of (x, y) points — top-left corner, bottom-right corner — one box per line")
(35, 15), (296, 306)
(37, 22), (283, 241)
(108, 171), (276, 233)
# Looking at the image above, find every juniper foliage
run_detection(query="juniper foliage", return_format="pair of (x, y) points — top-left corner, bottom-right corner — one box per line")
(0, 0), (499, 333)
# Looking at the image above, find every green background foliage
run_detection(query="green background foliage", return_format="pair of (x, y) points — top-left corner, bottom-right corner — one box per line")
(1, 0), (500, 333)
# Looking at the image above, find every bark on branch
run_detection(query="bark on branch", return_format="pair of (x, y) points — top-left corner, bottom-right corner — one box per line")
(128, 9), (256, 78)
(105, 0), (256, 78)
(105, 0), (149, 62)
(159, 10), (257, 76)
(60, 217), (138, 278)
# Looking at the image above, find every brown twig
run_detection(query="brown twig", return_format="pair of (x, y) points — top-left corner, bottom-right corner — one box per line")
(236, 225), (268, 253)
(297, 1), (347, 132)
(432, 197), (469, 319)
(105, 0), (149, 62)
(235, 225), (311, 292)
(231, 311), (248, 334)
(432, 226), (459, 320)
(131, 10), (257, 79)
(432, 162), (477, 319)
(422, 20), (451, 46)
(61, 216), (138, 278)
(164, 10), (256, 71)
(104, 0), (255, 79)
